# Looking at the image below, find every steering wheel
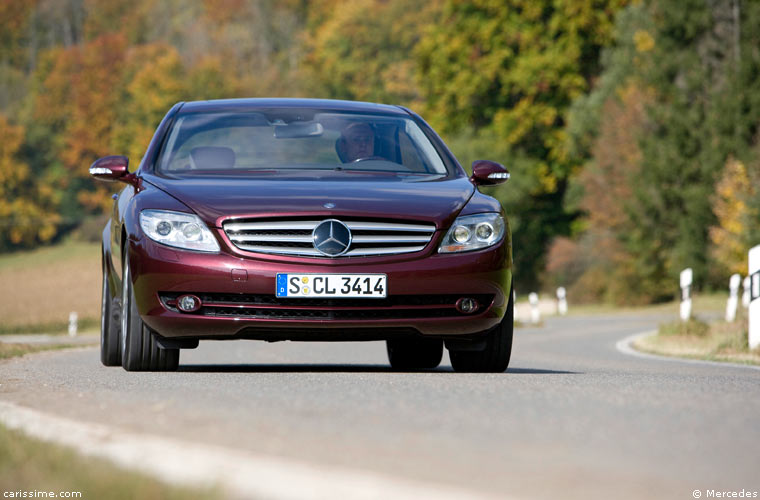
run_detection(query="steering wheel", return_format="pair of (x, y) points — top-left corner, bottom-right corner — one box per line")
(350, 156), (384, 163)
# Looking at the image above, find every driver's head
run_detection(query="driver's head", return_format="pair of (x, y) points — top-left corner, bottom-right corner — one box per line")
(339, 122), (375, 162)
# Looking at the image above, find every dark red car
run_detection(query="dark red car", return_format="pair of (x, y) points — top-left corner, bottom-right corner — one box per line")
(92, 99), (513, 372)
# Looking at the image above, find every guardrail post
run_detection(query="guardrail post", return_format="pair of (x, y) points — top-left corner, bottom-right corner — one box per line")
(529, 292), (540, 324)
(749, 245), (760, 349)
(743, 276), (751, 308)
(68, 311), (78, 337)
(680, 268), (692, 321)
(556, 287), (567, 316)
(726, 274), (741, 322)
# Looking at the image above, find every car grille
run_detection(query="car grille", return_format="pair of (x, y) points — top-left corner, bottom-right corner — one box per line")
(159, 293), (493, 320)
(222, 217), (437, 257)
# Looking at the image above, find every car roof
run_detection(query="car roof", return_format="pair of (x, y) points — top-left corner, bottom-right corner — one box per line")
(178, 98), (409, 116)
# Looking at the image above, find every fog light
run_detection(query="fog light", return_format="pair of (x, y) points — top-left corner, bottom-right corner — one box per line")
(456, 297), (479, 314)
(177, 294), (201, 312)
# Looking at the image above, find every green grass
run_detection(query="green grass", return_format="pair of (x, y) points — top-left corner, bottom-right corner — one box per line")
(0, 318), (100, 336)
(0, 342), (79, 360)
(0, 240), (100, 271)
(566, 292), (727, 317)
(634, 311), (760, 366)
(0, 423), (222, 500)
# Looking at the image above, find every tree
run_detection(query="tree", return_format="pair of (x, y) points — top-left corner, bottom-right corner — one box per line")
(30, 34), (129, 217)
(0, 115), (58, 250)
(710, 158), (755, 276)
(562, 0), (760, 301)
(112, 43), (188, 164)
(302, 0), (443, 106)
(416, 0), (629, 290)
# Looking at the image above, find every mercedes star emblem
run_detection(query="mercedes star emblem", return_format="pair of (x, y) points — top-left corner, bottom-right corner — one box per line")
(312, 219), (352, 257)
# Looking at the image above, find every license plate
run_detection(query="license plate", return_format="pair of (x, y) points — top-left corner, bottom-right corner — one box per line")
(276, 274), (387, 298)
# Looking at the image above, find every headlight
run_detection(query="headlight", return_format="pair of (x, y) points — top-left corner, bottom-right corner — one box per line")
(139, 209), (220, 252)
(439, 213), (505, 253)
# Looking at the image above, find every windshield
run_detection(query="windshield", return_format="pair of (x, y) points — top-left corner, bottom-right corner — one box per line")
(155, 110), (450, 176)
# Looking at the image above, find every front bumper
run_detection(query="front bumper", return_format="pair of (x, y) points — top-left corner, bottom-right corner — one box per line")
(129, 237), (511, 340)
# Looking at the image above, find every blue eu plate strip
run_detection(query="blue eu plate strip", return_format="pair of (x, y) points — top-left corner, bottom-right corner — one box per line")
(276, 274), (288, 297)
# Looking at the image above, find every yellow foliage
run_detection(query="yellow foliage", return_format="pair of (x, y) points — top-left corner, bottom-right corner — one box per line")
(111, 43), (188, 163)
(710, 158), (755, 275)
(633, 30), (655, 52)
(0, 115), (59, 249)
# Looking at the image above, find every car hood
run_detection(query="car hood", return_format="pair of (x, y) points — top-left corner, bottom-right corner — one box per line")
(142, 172), (475, 228)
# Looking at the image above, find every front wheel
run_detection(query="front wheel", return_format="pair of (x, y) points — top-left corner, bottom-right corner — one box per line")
(100, 260), (121, 366)
(449, 286), (513, 373)
(121, 252), (179, 372)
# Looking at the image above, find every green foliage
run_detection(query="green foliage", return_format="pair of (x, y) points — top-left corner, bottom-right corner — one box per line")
(556, 0), (760, 303)
(417, 0), (627, 289)
(303, 0), (442, 106)
(0, 115), (59, 251)
(2, 0), (757, 309)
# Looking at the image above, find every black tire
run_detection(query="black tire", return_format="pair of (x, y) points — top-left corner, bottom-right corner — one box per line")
(121, 252), (179, 372)
(100, 260), (121, 366)
(386, 338), (443, 370)
(449, 285), (514, 373)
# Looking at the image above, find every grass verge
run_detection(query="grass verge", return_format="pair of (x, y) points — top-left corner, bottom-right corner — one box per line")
(633, 313), (760, 366)
(567, 292), (727, 317)
(0, 319), (99, 336)
(0, 344), (221, 499)
(0, 343), (81, 360)
(0, 423), (222, 500)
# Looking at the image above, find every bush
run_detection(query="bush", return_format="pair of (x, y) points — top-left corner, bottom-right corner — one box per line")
(658, 318), (710, 337)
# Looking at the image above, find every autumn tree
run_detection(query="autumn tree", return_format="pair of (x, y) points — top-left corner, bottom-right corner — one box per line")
(302, 0), (443, 106)
(710, 158), (756, 276)
(112, 43), (188, 164)
(0, 115), (59, 250)
(416, 0), (629, 290)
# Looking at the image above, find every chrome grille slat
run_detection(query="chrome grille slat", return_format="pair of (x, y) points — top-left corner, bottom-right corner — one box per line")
(345, 222), (435, 233)
(230, 234), (313, 243)
(234, 245), (323, 256)
(225, 221), (322, 231)
(351, 235), (430, 243)
(223, 218), (436, 258)
(347, 246), (426, 256)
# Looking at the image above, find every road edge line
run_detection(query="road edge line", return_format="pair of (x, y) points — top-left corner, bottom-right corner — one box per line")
(616, 331), (760, 371)
(0, 399), (501, 500)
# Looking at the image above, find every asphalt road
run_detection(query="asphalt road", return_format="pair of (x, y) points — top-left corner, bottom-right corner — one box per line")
(1, 313), (758, 499)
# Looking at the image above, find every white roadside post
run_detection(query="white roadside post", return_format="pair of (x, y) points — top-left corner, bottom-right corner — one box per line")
(749, 245), (760, 350)
(68, 311), (78, 337)
(557, 287), (568, 316)
(529, 292), (540, 324)
(679, 268), (692, 322)
(743, 276), (751, 308)
(726, 274), (742, 322)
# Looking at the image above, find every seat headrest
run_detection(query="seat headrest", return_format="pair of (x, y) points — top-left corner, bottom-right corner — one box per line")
(190, 147), (235, 170)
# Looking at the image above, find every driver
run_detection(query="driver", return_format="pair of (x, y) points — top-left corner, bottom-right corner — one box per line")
(337, 122), (376, 163)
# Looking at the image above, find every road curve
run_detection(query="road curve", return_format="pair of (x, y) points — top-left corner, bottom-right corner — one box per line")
(1, 313), (758, 499)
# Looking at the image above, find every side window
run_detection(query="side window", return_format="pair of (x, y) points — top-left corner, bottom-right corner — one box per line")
(398, 131), (427, 172)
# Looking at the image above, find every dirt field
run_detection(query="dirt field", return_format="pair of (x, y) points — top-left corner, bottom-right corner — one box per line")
(0, 242), (101, 331)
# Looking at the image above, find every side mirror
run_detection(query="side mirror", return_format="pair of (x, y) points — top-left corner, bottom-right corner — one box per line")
(470, 160), (510, 186)
(89, 155), (132, 183)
